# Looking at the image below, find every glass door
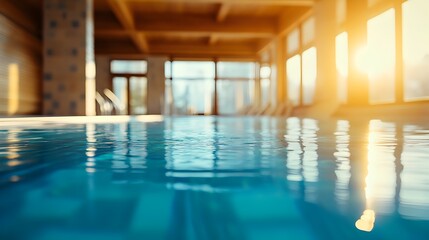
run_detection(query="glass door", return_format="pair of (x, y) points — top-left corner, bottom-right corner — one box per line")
(112, 76), (147, 115)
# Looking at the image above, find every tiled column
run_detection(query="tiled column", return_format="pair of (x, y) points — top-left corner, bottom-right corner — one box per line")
(147, 56), (168, 115)
(43, 0), (94, 115)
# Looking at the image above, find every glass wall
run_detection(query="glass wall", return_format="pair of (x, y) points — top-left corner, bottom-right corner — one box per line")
(129, 77), (147, 115)
(113, 77), (128, 114)
(336, 32), (349, 104)
(260, 65), (271, 107)
(165, 61), (256, 115)
(302, 47), (317, 105)
(217, 62), (255, 115)
(286, 16), (317, 107)
(170, 61), (215, 115)
(287, 55), (301, 106)
(172, 79), (214, 115)
(367, 9), (396, 104)
(111, 60), (147, 74)
(110, 60), (148, 115)
(402, 0), (429, 101)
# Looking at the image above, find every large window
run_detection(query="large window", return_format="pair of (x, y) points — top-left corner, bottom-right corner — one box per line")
(260, 64), (271, 107)
(172, 79), (214, 115)
(336, 32), (349, 104)
(110, 60), (148, 115)
(302, 47), (317, 105)
(402, 0), (429, 101)
(112, 77), (128, 114)
(367, 9), (396, 104)
(217, 61), (255, 115)
(165, 60), (256, 115)
(111, 60), (147, 74)
(287, 55), (301, 106)
(169, 61), (215, 115)
(337, 0), (429, 104)
(129, 77), (147, 115)
(286, 16), (317, 107)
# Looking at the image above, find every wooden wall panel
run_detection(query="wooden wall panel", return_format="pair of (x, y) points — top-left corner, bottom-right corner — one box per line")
(0, 13), (42, 115)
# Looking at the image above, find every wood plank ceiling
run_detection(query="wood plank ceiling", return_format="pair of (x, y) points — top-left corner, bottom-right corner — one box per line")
(94, 0), (314, 59)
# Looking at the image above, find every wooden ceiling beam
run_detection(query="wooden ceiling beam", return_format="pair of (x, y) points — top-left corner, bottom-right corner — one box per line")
(208, 35), (219, 45)
(95, 29), (273, 39)
(107, 0), (149, 53)
(96, 41), (258, 56)
(149, 42), (257, 55)
(216, 3), (231, 22)
(208, 3), (231, 45)
(135, 15), (277, 36)
(258, 7), (313, 54)
(125, 0), (314, 6)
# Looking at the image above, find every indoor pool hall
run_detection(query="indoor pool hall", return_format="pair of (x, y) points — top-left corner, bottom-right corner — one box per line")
(1, 0), (429, 239)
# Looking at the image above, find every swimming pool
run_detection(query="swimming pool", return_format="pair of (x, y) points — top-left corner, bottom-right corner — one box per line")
(0, 116), (428, 240)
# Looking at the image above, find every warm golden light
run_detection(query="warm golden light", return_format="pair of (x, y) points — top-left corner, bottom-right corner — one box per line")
(367, 8), (396, 103)
(260, 66), (271, 79)
(286, 55), (301, 106)
(355, 209), (376, 232)
(302, 47), (317, 105)
(354, 46), (368, 74)
(8, 64), (19, 115)
(336, 32), (348, 103)
(335, 32), (348, 77)
(86, 62), (96, 116)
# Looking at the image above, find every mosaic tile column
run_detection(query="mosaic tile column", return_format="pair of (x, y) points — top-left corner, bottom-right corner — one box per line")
(43, 0), (94, 115)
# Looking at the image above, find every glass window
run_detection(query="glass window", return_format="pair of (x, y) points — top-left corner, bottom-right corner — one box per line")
(336, 32), (349, 104)
(287, 55), (301, 106)
(165, 61), (171, 79)
(302, 47), (317, 105)
(260, 65), (271, 79)
(129, 77), (147, 115)
(111, 60), (147, 74)
(302, 17), (315, 46)
(171, 79), (214, 115)
(113, 77), (128, 114)
(261, 78), (270, 106)
(367, 9), (396, 104)
(287, 28), (300, 55)
(217, 80), (254, 115)
(217, 62), (255, 79)
(172, 61), (215, 79)
(402, 0), (429, 101)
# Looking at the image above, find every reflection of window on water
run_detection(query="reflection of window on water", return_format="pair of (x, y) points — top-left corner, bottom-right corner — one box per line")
(366, 120), (396, 214)
(400, 124), (429, 220)
(403, 0), (429, 101)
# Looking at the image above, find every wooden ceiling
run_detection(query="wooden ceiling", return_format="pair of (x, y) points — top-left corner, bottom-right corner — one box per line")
(94, 0), (314, 59)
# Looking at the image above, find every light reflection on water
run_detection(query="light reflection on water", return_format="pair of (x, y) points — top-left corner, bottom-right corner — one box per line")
(0, 116), (429, 239)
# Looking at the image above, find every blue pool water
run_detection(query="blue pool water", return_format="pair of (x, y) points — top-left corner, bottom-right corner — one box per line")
(0, 116), (428, 240)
